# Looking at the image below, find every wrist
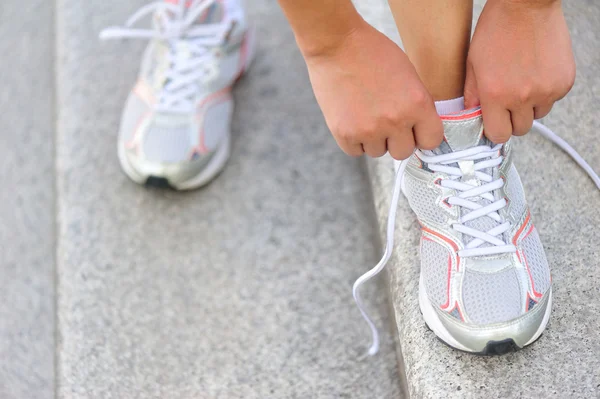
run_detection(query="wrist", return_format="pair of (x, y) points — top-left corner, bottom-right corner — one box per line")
(293, 8), (365, 58)
(493, 0), (561, 10)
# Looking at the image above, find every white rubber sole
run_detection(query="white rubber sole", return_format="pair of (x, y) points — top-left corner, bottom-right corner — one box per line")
(419, 275), (552, 353)
(118, 133), (231, 191)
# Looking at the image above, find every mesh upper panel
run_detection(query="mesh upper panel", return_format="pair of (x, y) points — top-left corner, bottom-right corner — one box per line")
(142, 122), (192, 163)
(202, 99), (233, 151)
(505, 164), (527, 218)
(521, 228), (551, 296)
(120, 93), (151, 143)
(404, 176), (447, 224)
(462, 268), (522, 325)
(421, 239), (450, 307)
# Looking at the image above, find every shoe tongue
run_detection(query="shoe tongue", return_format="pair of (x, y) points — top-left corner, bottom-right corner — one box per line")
(438, 108), (492, 154)
(436, 108), (500, 249)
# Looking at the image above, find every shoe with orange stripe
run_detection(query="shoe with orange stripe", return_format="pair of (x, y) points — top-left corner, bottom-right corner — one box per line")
(100, 0), (255, 190)
(353, 108), (555, 356)
(397, 108), (552, 354)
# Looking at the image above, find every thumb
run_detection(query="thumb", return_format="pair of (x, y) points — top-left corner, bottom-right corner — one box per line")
(463, 61), (480, 109)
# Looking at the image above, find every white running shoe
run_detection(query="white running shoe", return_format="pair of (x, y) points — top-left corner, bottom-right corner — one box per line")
(353, 109), (600, 356)
(100, 0), (255, 190)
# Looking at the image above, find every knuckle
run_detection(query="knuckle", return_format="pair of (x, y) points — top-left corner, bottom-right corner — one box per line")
(538, 85), (554, 102)
(335, 128), (351, 141)
(409, 87), (430, 108)
(513, 124), (531, 136)
(486, 130), (511, 144)
(518, 83), (534, 104)
(334, 125), (355, 143)
(382, 109), (403, 125)
(389, 143), (415, 161)
(417, 133), (443, 150)
(370, 148), (387, 158)
(344, 147), (363, 157)
(390, 148), (414, 161)
(358, 123), (378, 139)
(535, 104), (552, 119)
(481, 80), (504, 101)
(562, 69), (576, 94)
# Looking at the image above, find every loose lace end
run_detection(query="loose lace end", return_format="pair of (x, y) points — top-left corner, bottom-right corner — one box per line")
(353, 161), (407, 356)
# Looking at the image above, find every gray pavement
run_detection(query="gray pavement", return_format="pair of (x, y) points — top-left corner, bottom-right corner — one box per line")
(54, 1), (401, 398)
(0, 1), (56, 399)
(3, 0), (599, 398)
(367, 1), (600, 398)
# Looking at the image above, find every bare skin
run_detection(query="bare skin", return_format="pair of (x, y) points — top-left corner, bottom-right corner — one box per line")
(278, 0), (575, 156)
(388, 0), (473, 101)
(464, 0), (575, 142)
(277, 0), (443, 160)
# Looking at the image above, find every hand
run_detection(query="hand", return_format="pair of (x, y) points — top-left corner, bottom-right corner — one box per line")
(464, 0), (576, 143)
(302, 20), (443, 160)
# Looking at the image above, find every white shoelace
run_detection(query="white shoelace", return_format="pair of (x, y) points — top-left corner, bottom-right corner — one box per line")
(354, 120), (600, 356)
(99, 0), (233, 113)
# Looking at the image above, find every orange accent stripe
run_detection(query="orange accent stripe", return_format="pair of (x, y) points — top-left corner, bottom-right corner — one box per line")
(522, 251), (543, 298)
(421, 226), (461, 309)
(194, 87), (232, 155)
(165, 0), (193, 7)
(127, 111), (152, 150)
(522, 224), (535, 240)
(422, 226), (460, 254)
(133, 81), (156, 106)
(440, 109), (482, 121)
(512, 210), (531, 246)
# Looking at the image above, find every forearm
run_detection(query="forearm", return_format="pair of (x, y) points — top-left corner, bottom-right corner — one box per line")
(277, 0), (364, 57)
(387, 0), (472, 100)
(493, 0), (561, 10)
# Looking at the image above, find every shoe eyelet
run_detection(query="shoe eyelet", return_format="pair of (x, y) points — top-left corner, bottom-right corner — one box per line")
(442, 197), (452, 208)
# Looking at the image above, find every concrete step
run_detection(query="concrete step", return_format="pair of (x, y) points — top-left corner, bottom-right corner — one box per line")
(366, 1), (600, 398)
(0, 1), (55, 398)
(55, 1), (402, 398)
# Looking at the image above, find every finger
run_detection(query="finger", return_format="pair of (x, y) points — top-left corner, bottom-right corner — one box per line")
(387, 130), (416, 161)
(362, 140), (387, 158)
(510, 107), (534, 136)
(481, 102), (512, 144)
(463, 61), (480, 109)
(413, 113), (444, 150)
(534, 103), (554, 120)
(336, 140), (364, 157)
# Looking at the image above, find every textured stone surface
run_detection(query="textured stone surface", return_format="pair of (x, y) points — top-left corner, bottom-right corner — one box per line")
(0, 1), (55, 398)
(56, 1), (402, 398)
(367, 1), (600, 398)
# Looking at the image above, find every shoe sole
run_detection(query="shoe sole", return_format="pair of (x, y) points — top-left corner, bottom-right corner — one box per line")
(419, 275), (552, 355)
(117, 27), (257, 191)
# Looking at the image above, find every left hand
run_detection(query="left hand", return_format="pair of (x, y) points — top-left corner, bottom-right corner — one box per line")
(464, 0), (576, 143)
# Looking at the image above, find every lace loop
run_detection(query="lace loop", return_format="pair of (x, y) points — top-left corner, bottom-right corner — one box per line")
(100, 0), (232, 113)
(353, 122), (600, 356)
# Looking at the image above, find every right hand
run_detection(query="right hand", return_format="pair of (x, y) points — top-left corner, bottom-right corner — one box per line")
(302, 19), (443, 160)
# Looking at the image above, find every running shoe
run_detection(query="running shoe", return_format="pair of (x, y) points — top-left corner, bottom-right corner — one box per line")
(353, 109), (600, 355)
(100, 0), (255, 189)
